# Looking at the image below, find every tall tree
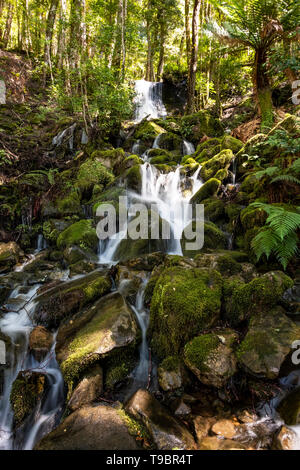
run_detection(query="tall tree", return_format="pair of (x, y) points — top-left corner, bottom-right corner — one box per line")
(186, 0), (201, 113)
(44, 0), (59, 83)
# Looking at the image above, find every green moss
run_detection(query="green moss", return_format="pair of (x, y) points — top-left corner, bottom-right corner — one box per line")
(204, 198), (226, 222)
(214, 168), (228, 181)
(57, 219), (98, 251)
(149, 266), (222, 358)
(184, 334), (220, 373)
(160, 355), (181, 372)
(191, 178), (221, 204)
(224, 271), (293, 326)
(157, 132), (183, 153)
(10, 372), (46, 428)
(125, 164), (142, 191)
(56, 191), (83, 217)
(221, 135), (244, 153)
(117, 408), (152, 446)
(200, 149), (234, 181)
(195, 145), (222, 164)
(240, 206), (267, 230)
(216, 255), (242, 275)
(76, 159), (114, 192)
(195, 138), (221, 155)
(135, 121), (165, 140)
(258, 87), (274, 132)
(180, 111), (224, 143)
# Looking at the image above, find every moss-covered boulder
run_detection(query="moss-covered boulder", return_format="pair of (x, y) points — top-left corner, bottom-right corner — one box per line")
(119, 154), (143, 175)
(221, 135), (244, 153)
(156, 132), (183, 153)
(180, 111), (224, 144)
(68, 364), (103, 412)
(149, 266), (222, 358)
(57, 220), (98, 252)
(240, 205), (267, 231)
(42, 219), (74, 244)
(0, 242), (24, 272)
(200, 149), (234, 181)
(158, 356), (185, 392)
(134, 120), (166, 142)
(184, 331), (237, 388)
(236, 307), (300, 379)
(56, 292), (138, 391)
(33, 271), (112, 328)
(224, 271), (293, 326)
(190, 178), (221, 204)
(63, 245), (98, 265)
(125, 389), (196, 450)
(41, 190), (83, 219)
(125, 164), (142, 192)
(203, 198), (226, 222)
(35, 405), (140, 450)
(10, 371), (47, 429)
(76, 157), (115, 191)
(180, 221), (227, 257)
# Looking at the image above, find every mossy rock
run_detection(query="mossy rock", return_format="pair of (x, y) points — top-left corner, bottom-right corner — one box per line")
(181, 221), (227, 257)
(119, 154), (143, 175)
(184, 332), (237, 388)
(56, 292), (138, 392)
(156, 132), (183, 153)
(0, 242), (23, 272)
(149, 266), (222, 358)
(195, 145), (222, 164)
(57, 220), (98, 252)
(10, 371), (47, 429)
(158, 356), (184, 392)
(195, 138), (221, 155)
(236, 307), (300, 379)
(91, 148), (125, 176)
(41, 190), (83, 219)
(190, 178), (221, 204)
(240, 206), (267, 230)
(180, 111), (224, 144)
(76, 158), (115, 192)
(43, 219), (74, 244)
(147, 148), (173, 159)
(203, 198), (226, 223)
(224, 271), (293, 326)
(33, 271), (112, 328)
(125, 164), (142, 192)
(200, 149), (234, 181)
(221, 135), (243, 153)
(134, 121), (166, 141)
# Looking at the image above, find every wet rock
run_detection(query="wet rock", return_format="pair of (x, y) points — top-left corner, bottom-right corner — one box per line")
(63, 245), (98, 265)
(277, 388), (300, 425)
(57, 220), (98, 252)
(115, 266), (144, 302)
(56, 292), (138, 390)
(0, 242), (24, 272)
(35, 405), (140, 450)
(184, 332), (237, 388)
(29, 326), (53, 361)
(69, 260), (97, 277)
(33, 270), (112, 328)
(10, 370), (47, 429)
(172, 400), (191, 417)
(149, 267), (222, 358)
(158, 356), (185, 392)
(199, 436), (247, 450)
(272, 425), (298, 450)
(193, 416), (215, 442)
(121, 252), (166, 271)
(211, 419), (238, 439)
(237, 307), (300, 379)
(68, 365), (103, 411)
(125, 389), (196, 450)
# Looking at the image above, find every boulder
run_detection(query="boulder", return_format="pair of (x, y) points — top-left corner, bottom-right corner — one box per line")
(33, 270), (112, 328)
(68, 365), (103, 411)
(277, 388), (300, 425)
(57, 219), (99, 252)
(199, 436), (247, 450)
(193, 416), (216, 442)
(272, 425), (298, 450)
(10, 371), (47, 429)
(0, 242), (23, 272)
(184, 332), (237, 388)
(237, 307), (300, 379)
(200, 149), (234, 181)
(89, 148), (124, 176)
(35, 405), (140, 450)
(158, 356), (185, 392)
(149, 266), (222, 358)
(56, 292), (138, 390)
(29, 326), (53, 361)
(63, 245), (98, 265)
(211, 419), (238, 439)
(180, 111), (224, 144)
(125, 389), (196, 450)
(190, 178), (221, 204)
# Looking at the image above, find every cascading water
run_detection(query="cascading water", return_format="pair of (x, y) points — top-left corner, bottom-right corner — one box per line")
(134, 79), (167, 122)
(182, 140), (195, 156)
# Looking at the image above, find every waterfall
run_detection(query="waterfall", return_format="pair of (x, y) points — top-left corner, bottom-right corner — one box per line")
(134, 80), (167, 122)
(182, 140), (195, 156)
(36, 234), (47, 252)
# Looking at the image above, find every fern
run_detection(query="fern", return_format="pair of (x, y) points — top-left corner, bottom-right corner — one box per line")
(270, 174), (300, 185)
(255, 166), (279, 180)
(250, 202), (300, 269)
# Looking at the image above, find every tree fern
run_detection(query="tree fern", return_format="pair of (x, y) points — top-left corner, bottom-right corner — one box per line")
(250, 202), (300, 269)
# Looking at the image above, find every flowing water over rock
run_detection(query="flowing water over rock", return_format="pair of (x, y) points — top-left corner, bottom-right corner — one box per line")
(134, 79), (167, 122)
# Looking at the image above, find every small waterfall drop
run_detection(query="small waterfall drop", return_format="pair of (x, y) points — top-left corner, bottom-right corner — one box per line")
(134, 80), (167, 122)
(183, 140), (195, 156)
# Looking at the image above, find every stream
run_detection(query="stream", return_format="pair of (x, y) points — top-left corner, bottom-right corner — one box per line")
(0, 79), (299, 450)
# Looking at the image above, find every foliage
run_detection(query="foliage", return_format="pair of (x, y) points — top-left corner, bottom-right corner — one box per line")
(250, 202), (300, 269)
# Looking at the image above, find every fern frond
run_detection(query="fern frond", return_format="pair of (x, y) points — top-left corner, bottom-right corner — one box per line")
(270, 174), (300, 185)
(255, 166), (279, 180)
(274, 231), (299, 270)
(267, 209), (300, 240)
(251, 227), (279, 260)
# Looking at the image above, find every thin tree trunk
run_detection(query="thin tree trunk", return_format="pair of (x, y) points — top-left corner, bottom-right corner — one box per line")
(186, 0), (201, 114)
(44, 0), (59, 84)
(3, 2), (14, 48)
(185, 0), (191, 68)
(121, 0), (127, 80)
(57, 0), (67, 69)
(156, 21), (165, 81)
(253, 47), (273, 131)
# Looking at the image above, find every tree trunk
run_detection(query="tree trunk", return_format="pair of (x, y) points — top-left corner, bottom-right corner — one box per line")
(121, 0), (127, 80)
(57, 0), (67, 69)
(186, 0), (201, 114)
(185, 0), (191, 68)
(156, 21), (165, 81)
(69, 0), (84, 69)
(3, 2), (14, 48)
(253, 48), (273, 131)
(44, 0), (59, 84)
